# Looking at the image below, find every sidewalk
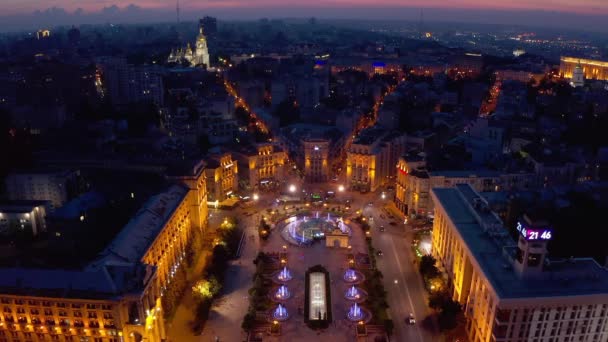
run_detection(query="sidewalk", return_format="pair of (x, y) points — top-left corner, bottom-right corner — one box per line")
(200, 220), (259, 342)
(165, 248), (211, 342)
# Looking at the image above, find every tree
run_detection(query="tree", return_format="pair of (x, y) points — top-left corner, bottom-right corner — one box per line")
(419, 255), (439, 278)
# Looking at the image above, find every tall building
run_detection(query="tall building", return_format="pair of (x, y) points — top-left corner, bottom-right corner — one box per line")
(346, 127), (407, 192)
(0, 164), (209, 342)
(303, 139), (330, 183)
(560, 56), (608, 82)
(96, 57), (164, 106)
(168, 25), (210, 68)
(205, 153), (238, 203)
(235, 144), (287, 189)
(4, 170), (80, 211)
(431, 184), (608, 342)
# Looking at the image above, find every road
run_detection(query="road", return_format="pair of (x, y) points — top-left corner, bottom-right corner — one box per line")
(354, 192), (439, 342)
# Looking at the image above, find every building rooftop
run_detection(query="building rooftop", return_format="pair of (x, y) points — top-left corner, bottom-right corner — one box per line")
(0, 263), (154, 299)
(0, 200), (49, 213)
(352, 126), (389, 145)
(91, 185), (188, 265)
(432, 184), (608, 299)
(429, 170), (502, 178)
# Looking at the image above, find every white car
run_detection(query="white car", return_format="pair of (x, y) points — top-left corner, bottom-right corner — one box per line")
(407, 313), (416, 325)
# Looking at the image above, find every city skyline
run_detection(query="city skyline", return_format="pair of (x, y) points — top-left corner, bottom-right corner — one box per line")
(3, 0), (608, 15)
(1, 1), (608, 33)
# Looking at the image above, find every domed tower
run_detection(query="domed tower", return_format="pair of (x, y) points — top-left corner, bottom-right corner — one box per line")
(192, 27), (210, 68)
(571, 60), (585, 87)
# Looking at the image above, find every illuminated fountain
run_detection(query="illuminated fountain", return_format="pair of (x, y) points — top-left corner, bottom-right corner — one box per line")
(279, 214), (351, 246)
(347, 303), (364, 321)
(276, 267), (293, 282)
(272, 304), (289, 321)
(344, 285), (367, 302)
(343, 268), (364, 283)
(344, 269), (357, 282)
(274, 285), (291, 301)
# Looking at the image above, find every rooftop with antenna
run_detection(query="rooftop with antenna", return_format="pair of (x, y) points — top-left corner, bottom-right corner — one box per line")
(432, 184), (608, 299)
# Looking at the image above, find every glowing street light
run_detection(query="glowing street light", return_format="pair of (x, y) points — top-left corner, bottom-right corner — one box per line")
(381, 192), (386, 200)
(289, 184), (296, 193)
(338, 185), (345, 192)
(253, 193), (259, 201)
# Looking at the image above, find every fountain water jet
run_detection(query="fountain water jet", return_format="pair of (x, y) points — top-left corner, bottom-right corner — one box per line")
(277, 267), (293, 282)
(347, 303), (364, 321)
(273, 304), (289, 321)
(274, 285), (291, 300)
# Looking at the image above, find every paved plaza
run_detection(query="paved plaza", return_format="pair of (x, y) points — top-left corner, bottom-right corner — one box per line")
(170, 188), (440, 342)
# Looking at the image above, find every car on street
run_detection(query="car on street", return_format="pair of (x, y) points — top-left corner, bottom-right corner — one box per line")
(376, 250), (383, 256)
(389, 221), (397, 226)
(379, 226), (385, 232)
(407, 313), (416, 324)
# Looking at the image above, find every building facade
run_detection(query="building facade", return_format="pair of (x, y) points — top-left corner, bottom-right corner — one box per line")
(239, 144), (287, 188)
(302, 139), (330, 183)
(0, 200), (48, 237)
(4, 170), (79, 211)
(346, 127), (407, 192)
(560, 57), (608, 82)
(205, 153), (238, 202)
(431, 184), (608, 342)
(394, 156), (535, 217)
(96, 57), (164, 107)
(0, 165), (209, 342)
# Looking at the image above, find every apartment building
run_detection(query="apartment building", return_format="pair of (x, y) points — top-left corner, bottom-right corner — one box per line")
(431, 184), (608, 342)
(0, 164), (209, 342)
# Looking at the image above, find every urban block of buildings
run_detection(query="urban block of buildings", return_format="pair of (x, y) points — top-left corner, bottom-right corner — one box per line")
(431, 184), (608, 342)
(0, 162), (209, 342)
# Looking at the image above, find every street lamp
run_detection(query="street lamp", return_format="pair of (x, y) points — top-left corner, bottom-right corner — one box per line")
(253, 193), (259, 201)
(289, 184), (296, 193)
(381, 192), (386, 200)
(338, 185), (345, 192)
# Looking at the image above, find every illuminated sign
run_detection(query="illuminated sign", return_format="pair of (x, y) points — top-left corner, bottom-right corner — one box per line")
(516, 221), (552, 241)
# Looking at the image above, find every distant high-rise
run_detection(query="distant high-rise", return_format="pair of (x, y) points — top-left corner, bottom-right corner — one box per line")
(200, 16), (217, 38)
